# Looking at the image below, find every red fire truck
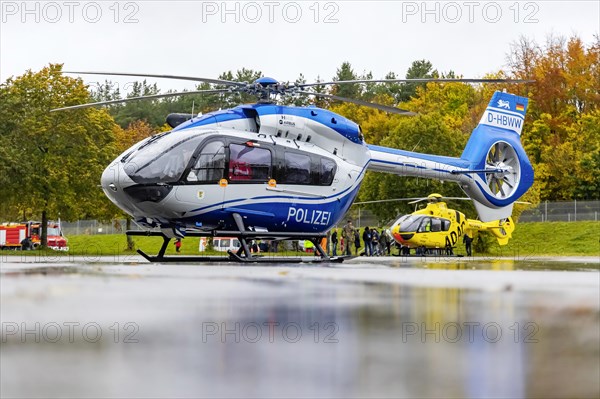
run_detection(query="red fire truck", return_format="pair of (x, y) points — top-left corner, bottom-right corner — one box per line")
(0, 221), (68, 251)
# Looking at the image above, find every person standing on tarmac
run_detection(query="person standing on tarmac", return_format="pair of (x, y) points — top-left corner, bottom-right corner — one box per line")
(379, 229), (390, 255)
(463, 233), (473, 256)
(354, 229), (361, 256)
(362, 226), (372, 256)
(331, 229), (338, 256)
(342, 220), (354, 256)
(371, 228), (380, 256)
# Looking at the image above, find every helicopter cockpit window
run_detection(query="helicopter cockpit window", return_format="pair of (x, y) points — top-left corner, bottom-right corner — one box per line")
(431, 218), (442, 232)
(417, 218), (432, 233)
(320, 158), (336, 185)
(187, 140), (225, 183)
(282, 152), (311, 185)
(441, 219), (451, 231)
(229, 144), (271, 181)
(396, 215), (422, 232)
(125, 132), (204, 184)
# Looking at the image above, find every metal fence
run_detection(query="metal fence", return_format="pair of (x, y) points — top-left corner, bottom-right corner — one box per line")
(60, 219), (147, 236)
(518, 200), (599, 222)
(60, 200), (599, 236)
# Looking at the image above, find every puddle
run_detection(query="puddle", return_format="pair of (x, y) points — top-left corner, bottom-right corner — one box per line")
(1, 260), (598, 398)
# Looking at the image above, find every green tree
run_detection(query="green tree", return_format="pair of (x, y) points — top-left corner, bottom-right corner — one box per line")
(507, 34), (600, 200)
(358, 112), (470, 222)
(331, 61), (360, 99)
(397, 60), (437, 102)
(0, 64), (118, 247)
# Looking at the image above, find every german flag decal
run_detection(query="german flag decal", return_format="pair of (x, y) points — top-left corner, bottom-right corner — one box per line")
(516, 103), (525, 111)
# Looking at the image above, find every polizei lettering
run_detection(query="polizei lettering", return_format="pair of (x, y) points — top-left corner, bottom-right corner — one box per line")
(287, 207), (331, 226)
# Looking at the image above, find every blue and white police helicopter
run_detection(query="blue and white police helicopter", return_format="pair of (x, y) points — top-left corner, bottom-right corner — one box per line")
(54, 72), (534, 262)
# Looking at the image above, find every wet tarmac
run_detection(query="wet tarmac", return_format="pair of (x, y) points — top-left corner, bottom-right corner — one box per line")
(1, 256), (599, 398)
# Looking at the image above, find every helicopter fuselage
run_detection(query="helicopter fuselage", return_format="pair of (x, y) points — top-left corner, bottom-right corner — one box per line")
(390, 202), (468, 249)
(390, 199), (516, 250)
(101, 103), (370, 235)
(100, 90), (533, 240)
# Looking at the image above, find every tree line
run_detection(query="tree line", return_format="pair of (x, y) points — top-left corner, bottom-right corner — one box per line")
(0, 33), (597, 232)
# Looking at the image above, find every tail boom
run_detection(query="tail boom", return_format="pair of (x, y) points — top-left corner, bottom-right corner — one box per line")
(366, 91), (534, 222)
(466, 217), (515, 246)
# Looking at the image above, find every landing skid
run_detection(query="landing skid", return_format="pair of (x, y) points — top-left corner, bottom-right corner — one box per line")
(392, 254), (465, 258)
(225, 250), (351, 264)
(127, 228), (351, 264)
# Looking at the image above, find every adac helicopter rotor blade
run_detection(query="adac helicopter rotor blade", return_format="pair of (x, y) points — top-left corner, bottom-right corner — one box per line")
(51, 88), (234, 112)
(299, 78), (535, 88)
(297, 91), (415, 116)
(353, 198), (424, 205)
(354, 196), (531, 206)
(63, 71), (246, 87)
(409, 196), (529, 203)
(408, 198), (428, 204)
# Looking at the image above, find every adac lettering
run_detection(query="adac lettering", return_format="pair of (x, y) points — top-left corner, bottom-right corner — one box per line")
(287, 207), (331, 226)
(445, 220), (466, 247)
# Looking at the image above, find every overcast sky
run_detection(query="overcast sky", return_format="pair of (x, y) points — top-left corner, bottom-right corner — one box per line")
(1, 1), (599, 92)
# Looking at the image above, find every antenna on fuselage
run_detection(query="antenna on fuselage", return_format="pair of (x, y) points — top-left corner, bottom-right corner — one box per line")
(411, 137), (423, 152)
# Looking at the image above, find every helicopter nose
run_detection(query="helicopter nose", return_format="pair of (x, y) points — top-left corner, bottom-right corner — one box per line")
(391, 224), (413, 243)
(391, 225), (403, 242)
(100, 160), (138, 216)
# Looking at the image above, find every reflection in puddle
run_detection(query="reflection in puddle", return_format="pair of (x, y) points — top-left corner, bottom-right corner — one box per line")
(382, 257), (599, 271)
(1, 261), (598, 398)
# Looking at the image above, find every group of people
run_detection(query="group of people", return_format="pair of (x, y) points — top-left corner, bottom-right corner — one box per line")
(174, 219), (475, 257)
(328, 220), (391, 257)
(360, 225), (392, 256)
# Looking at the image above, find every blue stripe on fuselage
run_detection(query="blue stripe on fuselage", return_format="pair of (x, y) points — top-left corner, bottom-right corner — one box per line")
(181, 184), (361, 233)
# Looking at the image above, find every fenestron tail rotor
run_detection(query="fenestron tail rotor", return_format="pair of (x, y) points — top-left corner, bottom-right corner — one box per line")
(485, 141), (520, 199)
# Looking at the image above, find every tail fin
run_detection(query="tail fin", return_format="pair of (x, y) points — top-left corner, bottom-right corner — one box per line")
(467, 217), (516, 246)
(459, 91), (534, 222)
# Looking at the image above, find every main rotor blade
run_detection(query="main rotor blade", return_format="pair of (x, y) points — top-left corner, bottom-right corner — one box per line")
(408, 198), (429, 204)
(300, 78), (535, 88)
(64, 71), (246, 87)
(354, 196), (530, 206)
(298, 91), (415, 116)
(51, 88), (234, 112)
(353, 198), (424, 205)
(440, 197), (471, 200)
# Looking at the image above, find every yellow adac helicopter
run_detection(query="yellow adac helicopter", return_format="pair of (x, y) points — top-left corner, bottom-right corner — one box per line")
(357, 194), (518, 255)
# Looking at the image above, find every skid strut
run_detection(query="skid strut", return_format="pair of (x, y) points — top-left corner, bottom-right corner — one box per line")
(126, 227), (352, 263)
